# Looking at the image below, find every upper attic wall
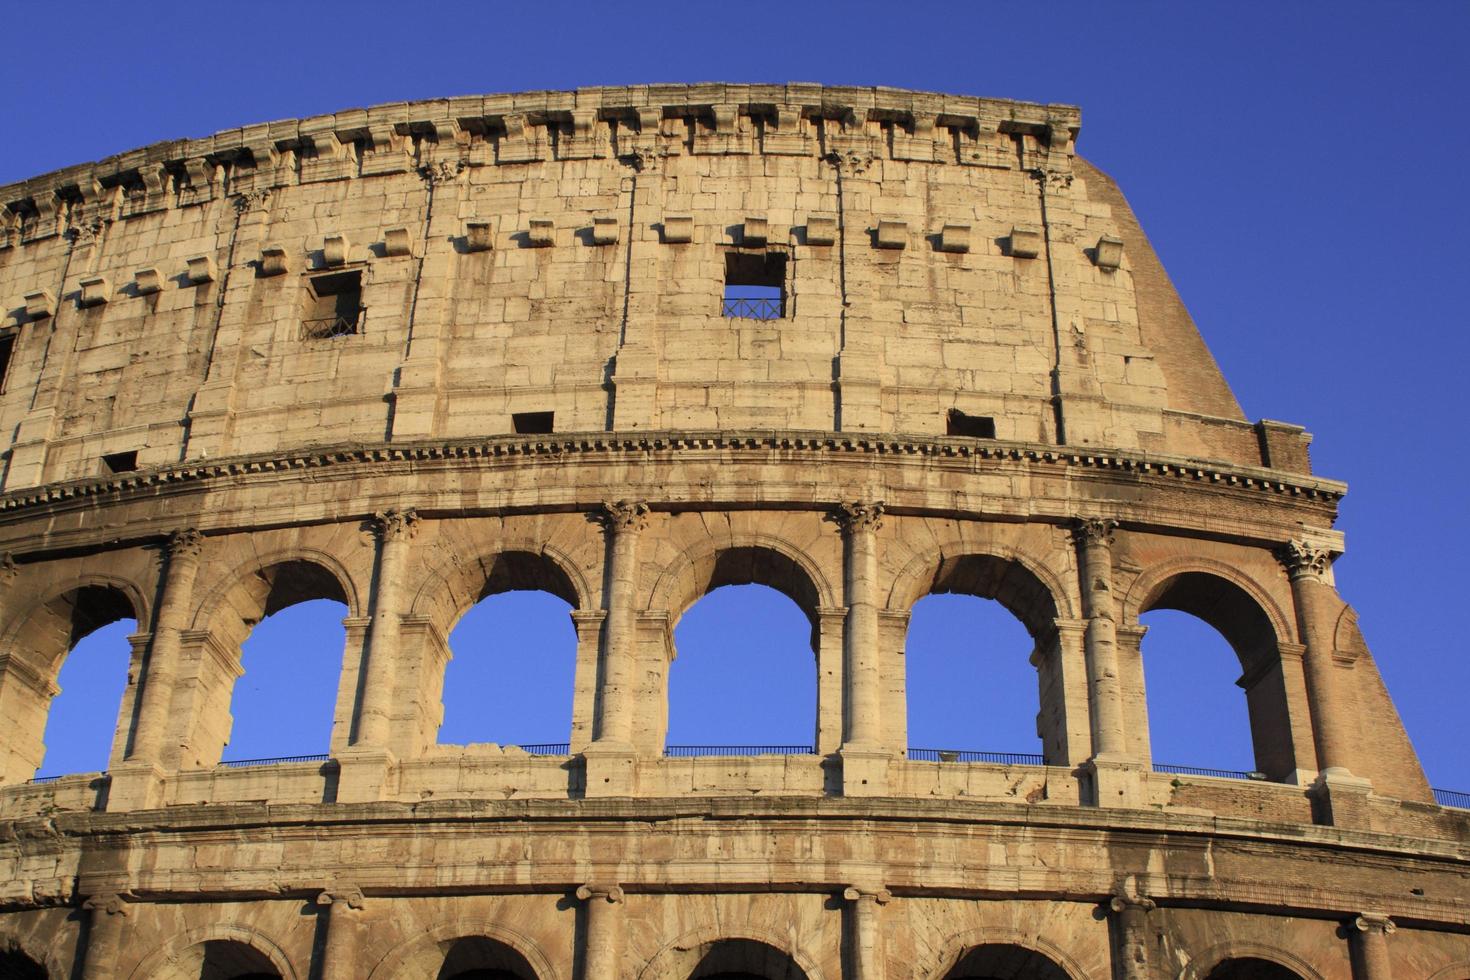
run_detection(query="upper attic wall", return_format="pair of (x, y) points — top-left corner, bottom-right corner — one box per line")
(0, 85), (1314, 488)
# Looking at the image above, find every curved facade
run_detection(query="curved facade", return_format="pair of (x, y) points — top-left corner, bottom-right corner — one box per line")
(0, 84), (1464, 979)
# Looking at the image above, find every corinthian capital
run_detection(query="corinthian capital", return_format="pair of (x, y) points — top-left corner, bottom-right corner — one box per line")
(1276, 539), (1331, 580)
(833, 500), (885, 534)
(166, 528), (204, 560)
(598, 499), (649, 532)
(372, 508), (419, 541)
(1071, 517), (1118, 546)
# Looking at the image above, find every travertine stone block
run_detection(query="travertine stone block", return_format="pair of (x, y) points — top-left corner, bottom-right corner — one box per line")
(184, 255), (215, 285)
(258, 245), (289, 277)
(133, 267), (164, 294)
(1093, 235), (1124, 270)
(742, 216), (768, 247)
(322, 234), (350, 267)
(23, 289), (54, 319)
(937, 223), (970, 254)
(464, 220), (494, 252)
(663, 215), (693, 244)
(382, 227), (413, 257)
(591, 216), (619, 245)
(527, 219), (555, 247)
(1009, 225), (1042, 258)
(805, 214), (837, 246)
(77, 276), (109, 307)
(875, 219), (907, 249)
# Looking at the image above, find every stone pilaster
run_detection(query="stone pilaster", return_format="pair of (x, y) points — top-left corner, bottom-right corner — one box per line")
(1278, 539), (1371, 825)
(109, 529), (203, 810)
(80, 893), (128, 980)
(1074, 519), (1141, 806)
(1349, 913), (1395, 980)
(843, 885), (891, 980)
(1108, 892), (1156, 980)
(315, 886), (364, 980)
(584, 501), (646, 797)
(835, 501), (890, 795)
(576, 882), (625, 979)
(338, 509), (416, 802)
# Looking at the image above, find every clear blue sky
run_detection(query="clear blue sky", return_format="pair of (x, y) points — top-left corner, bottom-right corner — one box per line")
(12, 1), (1467, 790)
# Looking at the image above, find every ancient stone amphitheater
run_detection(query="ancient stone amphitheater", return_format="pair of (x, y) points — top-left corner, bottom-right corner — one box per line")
(0, 84), (1465, 980)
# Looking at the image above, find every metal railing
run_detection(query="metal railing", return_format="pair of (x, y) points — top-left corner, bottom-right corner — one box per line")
(28, 774), (66, 784)
(721, 297), (783, 320)
(218, 754), (332, 769)
(300, 307), (363, 340)
(514, 743), (571, 755)
(907, 748), (1045, 766)
(1433, 788), (1470, 809)
(664, 744), (814, 758)
(1153, 763), (1267, 781)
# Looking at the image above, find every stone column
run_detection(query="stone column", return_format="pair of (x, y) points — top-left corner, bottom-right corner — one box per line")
(80, 893), (128, 980)
(109, 530), (203, 810)
(1074, 519), (1126, 759)
(584, 501), (646, 797)
(836, 501), (890, 795)
(1108, 893), (1155, 980)
(315, 886), (364, 980)
(337, 509), (416, 804)
(1349, 913), (1395, 980)
(1277, 541), (1356, 775)
(843, 886), (890, 980)
(576, 882), (625, 980)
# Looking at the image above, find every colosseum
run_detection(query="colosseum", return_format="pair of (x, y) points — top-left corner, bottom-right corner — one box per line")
(0, 83), (1465, 980)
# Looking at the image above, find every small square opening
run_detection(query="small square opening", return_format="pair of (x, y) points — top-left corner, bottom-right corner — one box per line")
(947, 409), (996, 439)
(102, 450), (139, 474)
(301, 270), (362, 339)
(722, 252), (786, 319)
(512, 411), (554, 434)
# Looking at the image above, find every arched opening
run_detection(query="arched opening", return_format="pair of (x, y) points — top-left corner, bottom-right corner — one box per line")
(221, 598), (347, 763)
(0, 583), (138, 784)
(435, 936), (539, 979)
(0, 946), (48, 980)
(688, 938), (810, 979)
(943, 942), (1070, 979)
(194, 559), (351, 768)
(196, 938), (282, 979)
(1139, 572), (1296, 780)
(436, 551), (581, 749)
(1203, 958), (1303, 980)
(906, 594), (1041, 760)
(666, 547), (822, 754)
(903, 554), (1062, 765)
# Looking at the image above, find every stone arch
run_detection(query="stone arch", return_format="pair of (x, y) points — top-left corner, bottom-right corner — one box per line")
(176, 552), (356, 769)
(646, 531), (837, 627)
(409, 541), (591, 628)
(365, 920), (561, 980)
(126, 922), (299, 980)
(1426, 962), (1470, 980)
(886, 542), (1076, 765)
(636, 926), (825, 980)
(885, 540), (1078, 630)
(1123, 557), (1305, 781)
(922, 928), (1089, 980)
(1177, 941), (1322, 980)
(0, 929), (61, 980)
(0, 577), (143, 784)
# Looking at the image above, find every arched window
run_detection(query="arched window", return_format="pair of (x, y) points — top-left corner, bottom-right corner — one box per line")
(905, 593), (1040, 759)
(439, 589), (576, 748)
(669, 584), (816, 751)
(222, 597), (347, 763)
(195, 939), (282, 979)
(436, 936), (539, 979)
(943, 942), (1070, 979)
(688, 938), (811, 979)
(1203, 958), (1304, 980)
(0, 583), (137, 784)
(901, 554), (1065, 765)
(1137, 571), (1298, 780)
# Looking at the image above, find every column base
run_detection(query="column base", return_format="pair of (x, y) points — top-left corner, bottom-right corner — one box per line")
(1309, 767), (1374, 829)
(104, 762), (167, 811)
(1084, 756), (1147, 808)
(582, 743), (637, 798)
(334, 748), (397, 803)
(839, 746), (893, 797)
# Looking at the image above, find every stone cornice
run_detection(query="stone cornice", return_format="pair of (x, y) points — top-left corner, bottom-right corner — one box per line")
(0, 84), (1079, 241)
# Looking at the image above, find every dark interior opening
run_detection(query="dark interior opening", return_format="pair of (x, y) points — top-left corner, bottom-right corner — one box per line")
(102, 450), (139, 474)
(512, 411), (554, 434)
(0, 331), (16, 393)
(723, 252), (786, 319)
(947, 409), (996, 439)
(301, 270), (362, 339)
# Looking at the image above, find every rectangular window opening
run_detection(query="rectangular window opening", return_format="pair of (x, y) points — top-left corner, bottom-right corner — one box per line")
(102, 450), (139, 474)
(947, 409), (996, 439)
(512, 411), (555, 434)
(300, 270), (363, 339)
(0, 331), (15, 394)
(722, 252), (786, 319)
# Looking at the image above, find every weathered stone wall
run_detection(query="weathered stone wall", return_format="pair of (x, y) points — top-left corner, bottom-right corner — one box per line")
(0, 86), (1462, 979)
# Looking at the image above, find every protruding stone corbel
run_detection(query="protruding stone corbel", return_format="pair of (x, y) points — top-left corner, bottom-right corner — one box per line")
(937, 223), (970, 253)
(742, 215), (768, 247)
(78, 276), (111, 307)
(806, 214), (837, 246)
(527, 219), (555, 248)
(874, 220), (907, 250)
(23, 289), (55, 320)
(591, 215), (619, 246)
(464, 220), (494, 253)
(133, 267), (165, 295)
(1092, 235), (1124, 270)
(184, 255), (216, 285)
(709, 104), (738, 135)
(322, 234), (350, 267)
(382, 227), (413, 258)
(662, 215), (693, 244)
(1008, 224), (1042, 258)
(258, 244), (289, 277)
